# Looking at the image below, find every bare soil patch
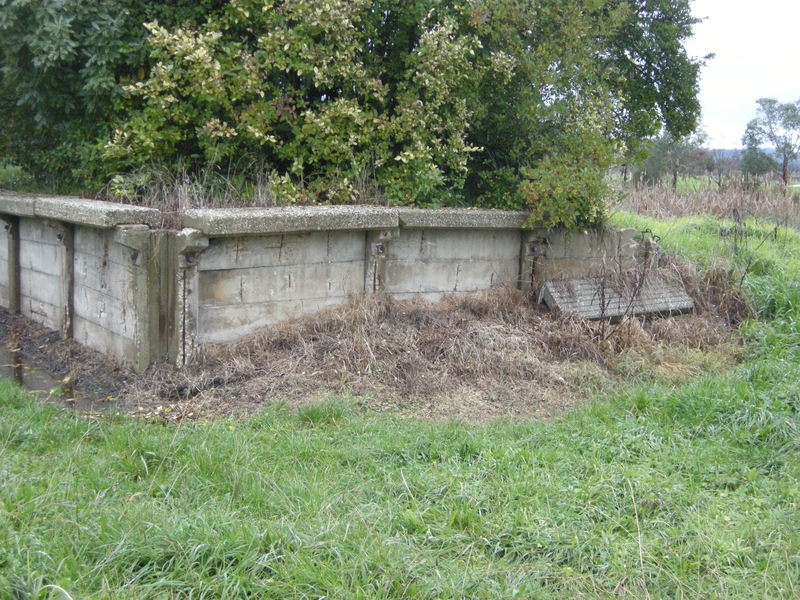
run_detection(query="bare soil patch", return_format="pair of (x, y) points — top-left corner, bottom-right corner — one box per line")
(0, 264), (745, 422)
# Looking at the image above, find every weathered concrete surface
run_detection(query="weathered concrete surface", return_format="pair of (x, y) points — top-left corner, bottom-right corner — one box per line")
(522, 228), (641, 291)
(196, 230), (367, 343)
(19, 218), (72, 336)
(542, 276), (694, 320)
(0, 194), (658, 368)
(34, 197), (160, 228)
(385, 229), (521, 299)
(72, 226), (150, 371)
(397, 208), (530, 230)
(0, 193), (159, 227)
(0, 194), (36, 217)
(0, 222), (10, 309)
(182, 206), (399, 236)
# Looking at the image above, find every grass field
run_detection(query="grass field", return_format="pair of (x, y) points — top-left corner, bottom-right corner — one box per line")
(2, 212), (800, 599)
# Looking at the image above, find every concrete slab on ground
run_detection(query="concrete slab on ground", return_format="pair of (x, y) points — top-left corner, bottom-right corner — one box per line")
(542, 276), (694, 320)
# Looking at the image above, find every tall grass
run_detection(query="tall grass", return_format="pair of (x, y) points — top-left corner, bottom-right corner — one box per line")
(613, 180), (800, 230)
(2, 210), (800, 599)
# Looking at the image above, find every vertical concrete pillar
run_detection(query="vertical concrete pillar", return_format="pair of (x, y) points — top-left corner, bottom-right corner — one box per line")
(365, 228), (398, 299)
(113, 224), (152, 373)
(2, 216), (21, 313)
(175, 229), (209, 367)
(43, 220), (75, 340)
(519, 231), (548, 293)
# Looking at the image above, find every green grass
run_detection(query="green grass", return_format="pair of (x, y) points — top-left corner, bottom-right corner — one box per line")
(2, 213), (800, 599)
(0, 164), (25, 189)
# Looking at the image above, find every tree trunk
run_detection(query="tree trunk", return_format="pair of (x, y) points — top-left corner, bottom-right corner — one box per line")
(672, 168), (678, 191)
(782, 155), (789, 193)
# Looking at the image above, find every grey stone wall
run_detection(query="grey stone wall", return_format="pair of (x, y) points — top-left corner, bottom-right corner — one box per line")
(384, 228), (522, 301)
(19, 218), (72, 335)
(0, 221), (12, 309)
(0, 194), (646, 371)
(72, 225), (150, 366)
(196, 231), (366, 343)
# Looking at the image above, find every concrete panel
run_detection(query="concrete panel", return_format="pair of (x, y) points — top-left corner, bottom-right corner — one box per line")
(198, 296), (346, 343)
(0, 231), (8, 262)
(21, 269), (62, 307)
(75, 226), (138, 267)
(73, 285), (137, 337)
(182, 205), (398, 236)
(386, 259), (515, 295)
(389, 229), (521, 261)
(0, 284), (9, 309)
(21, 295), (61, 329)
(327, 231), (367, 263)
(199, 261), (364, 306)
(74, 251), (135, 297)
(19, 218), (63, 246)
(388, 291), (448, 303)
(279, 231), (342, 266)
(199, 231), (366, 272)
(74, 317), (137, 362)
(385, 261), (459, 294)
(200, 235), (283, 271)
(20, 242), (62, 277)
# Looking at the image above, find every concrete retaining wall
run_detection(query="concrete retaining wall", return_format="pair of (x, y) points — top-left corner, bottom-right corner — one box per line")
(0, 194), (643, 371)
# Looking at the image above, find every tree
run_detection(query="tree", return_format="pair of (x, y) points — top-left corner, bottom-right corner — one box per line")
(742, 98), (800, 189)
(635, 131), (713, 190)
(1, 0), (706, 228)
(0, 0), (227, 183)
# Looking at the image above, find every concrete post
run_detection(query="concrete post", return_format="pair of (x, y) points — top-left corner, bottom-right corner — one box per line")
(113, 224), (152, 374)
(365, 228), (399, 299)
(519, 231), (548, 293)
(43, 220), (74, 340)
(175, 229), (209, 367)
(2, 216), (21, 314)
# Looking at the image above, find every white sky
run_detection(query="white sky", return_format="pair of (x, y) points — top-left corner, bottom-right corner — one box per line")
(682, 0), (800, 149)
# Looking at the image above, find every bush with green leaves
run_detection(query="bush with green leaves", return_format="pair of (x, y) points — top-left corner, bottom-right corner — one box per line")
(1, 0), (704, 226)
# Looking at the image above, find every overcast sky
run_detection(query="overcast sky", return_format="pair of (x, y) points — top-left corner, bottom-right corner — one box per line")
(682, 0), (800, 149)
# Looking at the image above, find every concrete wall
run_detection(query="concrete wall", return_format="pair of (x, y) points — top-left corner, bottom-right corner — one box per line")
(72, 225), (151, 367)
(0, 195), (645, 370)
(196, 231), (366, 343)
(19, 218), (72, 335)
(385, 228), (522, 301)
(0, 220), (12, 309)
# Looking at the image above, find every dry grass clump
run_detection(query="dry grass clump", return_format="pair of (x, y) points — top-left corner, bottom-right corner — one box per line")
(127, 268), (745, 420)
(616, 181), (800, 226)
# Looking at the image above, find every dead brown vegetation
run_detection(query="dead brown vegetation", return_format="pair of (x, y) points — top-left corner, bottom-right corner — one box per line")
(616, 181), (800, 226)
(122, 260), (744, 421)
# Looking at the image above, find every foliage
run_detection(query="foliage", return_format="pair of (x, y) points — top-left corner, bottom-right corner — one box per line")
(104, 0), (484, 206)
(1, 0), (706, 226)
(742, 97), (800, 188)
(0, 0), (226, 186)
(3, 207), (800, 598)
(634, 130), (714, 189)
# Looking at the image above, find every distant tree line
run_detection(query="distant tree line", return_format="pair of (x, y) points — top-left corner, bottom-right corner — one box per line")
(0, 0), (705, 228)
(626, 97), (800, 192)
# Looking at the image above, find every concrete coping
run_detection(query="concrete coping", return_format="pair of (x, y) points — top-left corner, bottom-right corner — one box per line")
(182, 205), (535, 236)
(0, 193), (160, 228)
(181, 205), (400, 236)
(397, 208), (531, 229)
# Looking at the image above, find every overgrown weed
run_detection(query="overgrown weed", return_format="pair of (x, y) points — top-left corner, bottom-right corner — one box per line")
(131, 277), (742, 422)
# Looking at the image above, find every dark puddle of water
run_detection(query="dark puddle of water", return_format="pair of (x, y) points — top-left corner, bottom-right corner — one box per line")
(0, 346), (113, 413)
